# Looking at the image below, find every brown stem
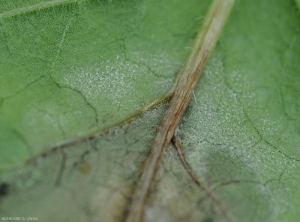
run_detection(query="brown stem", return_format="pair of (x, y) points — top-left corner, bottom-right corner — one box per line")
(124, 0), (235, 221)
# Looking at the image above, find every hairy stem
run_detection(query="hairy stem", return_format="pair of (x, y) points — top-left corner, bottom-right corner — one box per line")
(124, 0), (235, 221)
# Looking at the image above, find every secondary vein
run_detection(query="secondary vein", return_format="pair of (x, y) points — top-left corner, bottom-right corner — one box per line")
(25, 94), (171, 166)
(124, 1), (235, 221)
(172, 135), (231, 221)
(0, 0), (84, 20)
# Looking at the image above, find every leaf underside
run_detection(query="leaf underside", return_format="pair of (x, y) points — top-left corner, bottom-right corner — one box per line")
(0, 0), (300, 222)
(0, 0), (211, 168)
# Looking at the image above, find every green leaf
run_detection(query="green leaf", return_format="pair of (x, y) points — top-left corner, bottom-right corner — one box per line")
(179, 1), (300, 220)
(1, 0), (300, 221)
(296, 0), (300, 10)
(0, 0), (210, 169)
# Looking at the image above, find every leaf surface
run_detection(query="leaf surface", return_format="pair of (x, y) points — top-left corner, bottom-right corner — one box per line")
(0, 0), (210, 168)
(1, 0), (300, 221)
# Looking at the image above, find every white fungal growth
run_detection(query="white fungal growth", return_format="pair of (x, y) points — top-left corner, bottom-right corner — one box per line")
(62, 54), (173, 116)
(179, 61), (298, 221)
(64, 56), (133, 103)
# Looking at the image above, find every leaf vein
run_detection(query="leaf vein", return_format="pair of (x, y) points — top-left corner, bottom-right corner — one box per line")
(0, 0), (84, 20)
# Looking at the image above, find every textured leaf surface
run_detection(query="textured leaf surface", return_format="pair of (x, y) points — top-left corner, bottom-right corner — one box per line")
(0, 0), (209, 168)
(1, 0), (300, 222)
(178, 1), (300, 221)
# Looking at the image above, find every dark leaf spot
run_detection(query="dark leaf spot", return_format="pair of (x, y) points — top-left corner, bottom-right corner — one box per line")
(0, 183), (10, 198)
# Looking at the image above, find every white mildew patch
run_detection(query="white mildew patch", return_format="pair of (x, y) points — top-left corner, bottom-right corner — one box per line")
(63, 56), (134, 101)
(131, 104), (167, 143)
(62, 54), (172, 117)
(225, 66), (300, 159)
(182, 73), (288, 176)
(178, 51), (299, 221)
